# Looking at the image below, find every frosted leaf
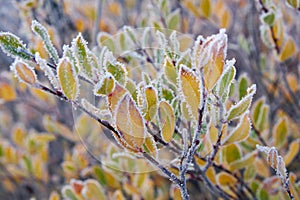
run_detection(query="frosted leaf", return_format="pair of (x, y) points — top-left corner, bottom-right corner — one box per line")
(156, 30), (168, 48)
(158, 100), (175, 143)
(62, 45), (78, 73)
(124, 26), (137, 44)
(57, 57), (79, 101)
(0, 32), (31, 60)
(10, 59), (37, 85)
(31, 20), (59, 64)
(71, 33), (95, 80)
(215, 58), (236, 101)
(256, 145), (289, 185)
(179, 64), (203, 120)
(81, 99), (112, 122)
(93, 73), (115, 96)
(115, 94), (146, 148)
(35, 52), (60, 89)
(170, 31), (180, 52)
(193, 29), (227, 90)
(226, 84), (256, 121)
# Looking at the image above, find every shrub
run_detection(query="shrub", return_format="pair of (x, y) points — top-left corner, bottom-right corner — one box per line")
(0, 0), (299, 199)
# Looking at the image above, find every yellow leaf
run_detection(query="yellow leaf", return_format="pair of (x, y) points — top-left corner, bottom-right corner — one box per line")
(12, 126), (26, 147)
(116, 94), (145, 148)
(206, 167), (217, 185)
(279, 38), (296, 61)
(143, 86), (158, 121)
(143, 135), (157, 157)
(82, 179), (106, 200)
(12, 60), (37, 85)
(217, 172), (237, 186)
(0, 82), (16, 101)
(272, 117), (288, 149)
(180, 65), (202, 120)
(284, 139), (299, 166)
(254, 158), (271, 178)
(112, 190), (126, 200)
(200, 0), (211, 18)
(49, 191), (60, 200)
(287, 73), (298, 92)
(170, 184), (182, 200)
(289, 173), (300, 200)
(158, 101), (175, 143)
(57, 57), (79, 100)
(184, 1), (201, 17)
(163, 56), (177, 85)
(222, 113), (251, 145)
(124, 182), (140, 196)
(108, 2), (121, 15)
(220, 9), (231, 29)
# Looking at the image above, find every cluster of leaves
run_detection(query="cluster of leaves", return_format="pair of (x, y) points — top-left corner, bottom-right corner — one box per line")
(0, 0), (299, 199)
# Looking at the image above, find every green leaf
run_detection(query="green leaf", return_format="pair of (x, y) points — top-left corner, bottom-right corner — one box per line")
(215, 59), (236, 101)
(229, 151), (257, 171)
(97, 32), (115, 52)
(226, 84), (256, 121)
(0, 32), (31, 60)
(238, 74), (249, 100)
(167, 9), (180, 30)
(223, 144), (242, 164)
(31, 20), (59, 64)
(261, 11), (276, 26)
(57, 57), (79, 100)
(72, 33), (94, 78)
(62, 186), (78, 200)
(94, 74), (115, 96)
(93, 166), (107, 185)
(159, 100), (175, 143)
(11, 60), (37, 85)
(106, 62), (127, 85)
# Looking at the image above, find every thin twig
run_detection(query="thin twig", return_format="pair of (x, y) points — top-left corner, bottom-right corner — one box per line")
(92, 0), (102, 47)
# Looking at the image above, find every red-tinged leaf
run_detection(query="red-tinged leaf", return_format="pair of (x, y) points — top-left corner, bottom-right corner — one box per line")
(11, 60), (37, 85)
(194, 29), (227, 90)
(116, 94), (145, 148)
(108, 82), (127, 117)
